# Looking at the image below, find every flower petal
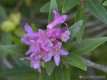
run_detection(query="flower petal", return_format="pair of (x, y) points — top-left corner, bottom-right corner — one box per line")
(61, 30), (70, 42)
(41, 39), (53, 51)
(24, 23), (33, 33)
(60, 49), (69, 56)
(54, 41), (62, 49)
(21, 35), (34, 45)
(55, 15), (68, 23)
(53, 10), (60, 19)
(31, 60), (41, 70)
(47, 15), (67, 29)
(43, 53), (52, 62)
(47, 10), (68, 29)
(21, 32), (38, 45)
(54, 55), (60, 66)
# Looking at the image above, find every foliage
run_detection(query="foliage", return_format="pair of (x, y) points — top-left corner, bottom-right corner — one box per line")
(0, 0), (107, 80)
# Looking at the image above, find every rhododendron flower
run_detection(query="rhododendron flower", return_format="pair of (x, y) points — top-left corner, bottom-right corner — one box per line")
(21, 10), (70, 71)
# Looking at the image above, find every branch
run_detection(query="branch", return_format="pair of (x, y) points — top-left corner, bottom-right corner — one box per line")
(2, 58), (13, 69)
(84, 58), (107, 73)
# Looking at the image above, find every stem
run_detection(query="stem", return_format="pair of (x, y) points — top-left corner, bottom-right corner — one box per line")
(84, 58), (107, 73)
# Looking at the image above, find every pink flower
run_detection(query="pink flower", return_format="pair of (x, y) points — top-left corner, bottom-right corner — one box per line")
(47, 10), (68, 29)
(21, 10), (70, 71)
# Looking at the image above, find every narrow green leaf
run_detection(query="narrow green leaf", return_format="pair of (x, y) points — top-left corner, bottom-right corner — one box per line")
(0, 45), (22, 57)
(0, 66), (37, 80)
(0, 32), (12, 44)
(38, 70), (49, 80)
(62, 0), (80, 13)
(48, 0), (58, 21)
(75, 37), (107, 54)
(86, 0), (107, 25)
(0, 65), (33, 76)
(64, 54), (87, 71)
(70, 20), (84, 40)
(44, 61), (55, 76)
(40, 0), (58, 21)
(40, 2), (50, 13)
(74, 4), (85, 41)
(54, 65), (71, 80)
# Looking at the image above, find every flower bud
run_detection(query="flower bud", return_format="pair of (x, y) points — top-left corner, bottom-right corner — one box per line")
(1, 20), (16, 32)
(9, 12), (21, 25)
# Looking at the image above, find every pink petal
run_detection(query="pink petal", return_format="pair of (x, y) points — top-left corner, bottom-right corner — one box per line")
(47, 10), (68, 29)
(54, 41), (62, 49)
(53, 10), (60, 19)
(43, 53), (52, 62)
(21, 34), (38, 45)
(31, 61), (40, 70)
(61, 30), (70, 42)
(54, 55), (60, 66)
(47, 15), (67, 29)
(24, 23), (33, 33)
(60, 49), (69, 56)
(47, 22), (56, 29)
(54, 15), (68, 23)
(21, 36), (30, 45)
(41, 39), (53, 51)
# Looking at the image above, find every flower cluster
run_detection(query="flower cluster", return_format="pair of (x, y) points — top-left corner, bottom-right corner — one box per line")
(21, 10), (70, 71)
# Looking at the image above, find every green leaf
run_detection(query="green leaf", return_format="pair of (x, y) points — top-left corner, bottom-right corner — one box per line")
(0, 33), (23, 57)
(86, 0), (107, 25)
(75, 37), (107, 54)
(70, 20), (84, 40)
(0, 6), (7, 22)
(44, 61), (55, 76)
(40, 0), (58, 21)
(40, 2), (50, 13)
(48, 0), (58, 21)
(73, 4), (85, 41)
(0, 45), (22, 57)
(103, 0), (107, 6)
(54, 65), (71, 80)
(64, 54), (87, 71)
(62, 0), (80, 13)
(0, 32), (12, 44)
(40, 0), (62, 13)
(0, 66), (37, 80)
(38, 70), (49, 80)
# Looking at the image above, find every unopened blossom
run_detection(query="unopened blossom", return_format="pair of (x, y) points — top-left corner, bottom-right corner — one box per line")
(21, 10), (70, 71)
